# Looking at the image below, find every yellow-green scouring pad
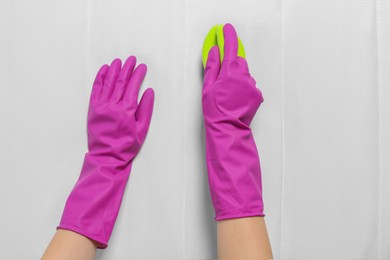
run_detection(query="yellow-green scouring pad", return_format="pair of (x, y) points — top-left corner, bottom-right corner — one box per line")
(202, 24), (246, 68)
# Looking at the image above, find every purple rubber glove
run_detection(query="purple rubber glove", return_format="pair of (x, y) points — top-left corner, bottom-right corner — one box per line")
(58, 56), (154, 248)
(202, 24), (264, 221)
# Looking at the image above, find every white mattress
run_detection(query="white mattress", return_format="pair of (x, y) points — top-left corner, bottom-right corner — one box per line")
(0, 0), (389, 259)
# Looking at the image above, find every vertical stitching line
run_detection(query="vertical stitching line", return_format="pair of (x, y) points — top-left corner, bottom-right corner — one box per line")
(86, 0), (93, 103)
(279, 0), (286, 258)
(375, 0), (382, 258)
(183, 0), (189, 258)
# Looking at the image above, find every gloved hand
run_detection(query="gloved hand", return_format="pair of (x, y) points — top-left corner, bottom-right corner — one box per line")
(58, 56), (154, 248)
(202, 24), (264, 221)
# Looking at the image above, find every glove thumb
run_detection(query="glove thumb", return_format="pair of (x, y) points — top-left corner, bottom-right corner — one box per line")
(136, 88), (155, 143)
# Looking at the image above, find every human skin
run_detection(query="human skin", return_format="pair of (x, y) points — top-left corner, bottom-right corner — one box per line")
(42, 230), (96, 260)
(42, 218), (273, 260)
(218, 217), (273, 259)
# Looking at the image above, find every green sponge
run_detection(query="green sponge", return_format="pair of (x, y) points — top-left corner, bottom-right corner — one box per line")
(202, 24), (246, 68)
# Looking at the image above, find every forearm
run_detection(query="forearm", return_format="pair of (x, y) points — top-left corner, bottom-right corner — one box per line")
(217, 217), (273, 259)
(58, 153), (131, 248)
(43, 56), (154, 256)
(202, 23), (273, 259)
(205, 125), (264, 220)
(42, 230), (96, 260)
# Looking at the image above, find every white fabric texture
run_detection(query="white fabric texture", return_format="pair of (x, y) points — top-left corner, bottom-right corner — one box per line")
(0, 0), (389, 259)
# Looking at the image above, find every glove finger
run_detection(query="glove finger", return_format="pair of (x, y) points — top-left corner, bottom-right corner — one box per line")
(90, 64), (109, 103)
(111, 56), (137, 103)
(222, 23), (238, 61)
(237, 56), (250, 74)
(123, 63), (147, 109)
(100, 58), (122, 102)
(203, 46), (220, 89)
(135, 88), (155, 143)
